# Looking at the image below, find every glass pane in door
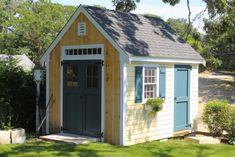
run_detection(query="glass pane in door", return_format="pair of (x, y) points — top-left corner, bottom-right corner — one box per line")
(66, 64), (78, 87)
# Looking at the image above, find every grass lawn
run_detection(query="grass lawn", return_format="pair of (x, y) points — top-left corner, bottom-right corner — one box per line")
(0, 139), (234, 157)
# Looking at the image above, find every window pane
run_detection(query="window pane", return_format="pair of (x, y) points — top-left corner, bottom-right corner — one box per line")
(93, 48), (97, 54)
(78, 49), (83, 55)
(88, 48), (92, 54)
(67, 64), (78, 87)
(83, 49), (87, 55)
(74, 49), (78, 55)
(98, 48), (102, 54)
(87, 77), (92, 88)
(86, 65), (98, 88)
(69, 49), (73, 55)
(65, 49), (69, 55)
(152, 77), (155, 83)
(92, 77), (98, 88)
(144, 84), (156, 98)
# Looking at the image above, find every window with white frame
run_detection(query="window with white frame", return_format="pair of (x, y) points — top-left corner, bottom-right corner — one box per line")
(143, 66), (159, 99)
(64, 48), (102, 56)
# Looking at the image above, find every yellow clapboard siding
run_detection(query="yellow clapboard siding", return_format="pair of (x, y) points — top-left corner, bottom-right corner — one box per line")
(48, 13), (120, 144)
(125, 63), (175, 145)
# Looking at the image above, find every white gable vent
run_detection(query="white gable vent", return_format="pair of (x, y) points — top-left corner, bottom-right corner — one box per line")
(77, 22), (86, 36)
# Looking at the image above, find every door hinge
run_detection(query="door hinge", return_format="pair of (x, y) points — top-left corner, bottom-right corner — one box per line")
(98, 132), (104, 142)
(95, 60), (104, 66)
(61, 61), (68, 66)
(186, 123), (191, 128)
(61, 126), (68, 131)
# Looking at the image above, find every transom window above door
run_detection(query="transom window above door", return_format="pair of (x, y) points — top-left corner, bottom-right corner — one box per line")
(62, 45), (104, 60)
(65, 48), (102, 56)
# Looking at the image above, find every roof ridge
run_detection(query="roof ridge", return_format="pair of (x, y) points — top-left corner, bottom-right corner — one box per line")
(83, 5), (164, 19)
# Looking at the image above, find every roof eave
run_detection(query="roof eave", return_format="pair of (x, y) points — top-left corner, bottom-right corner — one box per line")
(129, 56), (206, 66)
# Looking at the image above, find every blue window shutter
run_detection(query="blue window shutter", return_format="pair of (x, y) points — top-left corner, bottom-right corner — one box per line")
(159, 67), (166, 98)
(135, 66), (143, 103)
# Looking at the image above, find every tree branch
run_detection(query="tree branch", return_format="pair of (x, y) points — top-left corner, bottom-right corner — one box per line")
(192, 6), (208, 22)
(183, 0), (191, 39)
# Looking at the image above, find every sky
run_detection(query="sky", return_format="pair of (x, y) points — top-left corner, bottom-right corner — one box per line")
(51, 0), (208, 32)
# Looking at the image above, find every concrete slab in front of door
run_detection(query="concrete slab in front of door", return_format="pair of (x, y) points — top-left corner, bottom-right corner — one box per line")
(40, 133), (99, 144)
(185, 135), (220, 144)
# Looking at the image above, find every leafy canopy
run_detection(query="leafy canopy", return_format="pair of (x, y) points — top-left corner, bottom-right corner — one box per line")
(0, 0), (76, 62)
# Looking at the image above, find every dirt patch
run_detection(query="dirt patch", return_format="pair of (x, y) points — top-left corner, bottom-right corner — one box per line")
(198, 71), (235, 132)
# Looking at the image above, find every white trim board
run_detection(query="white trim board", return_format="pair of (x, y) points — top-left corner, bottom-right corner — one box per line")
(120, 62), (127, 145)
(40, 5), (128, 64)
(129, 57), (206, 66)
(61, 44), (104, 60)
(45, 62), (50, 134)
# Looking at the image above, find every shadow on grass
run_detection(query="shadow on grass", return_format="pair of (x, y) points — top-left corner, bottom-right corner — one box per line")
(0, 141), (117, 157)
(0, 140), (224, 157)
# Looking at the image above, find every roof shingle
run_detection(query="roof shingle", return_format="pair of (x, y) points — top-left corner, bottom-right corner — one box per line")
(84, 6), (204, 60)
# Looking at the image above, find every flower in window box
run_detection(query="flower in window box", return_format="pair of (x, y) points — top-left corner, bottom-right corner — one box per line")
(144, 97), (164, 113)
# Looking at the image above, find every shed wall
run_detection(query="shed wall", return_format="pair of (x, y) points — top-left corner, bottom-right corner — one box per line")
(125, 63), (199, 145)
(48, 13), (120, 144)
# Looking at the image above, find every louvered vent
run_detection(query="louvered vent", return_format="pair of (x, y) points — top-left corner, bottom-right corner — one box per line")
(77, 22), (86, 36)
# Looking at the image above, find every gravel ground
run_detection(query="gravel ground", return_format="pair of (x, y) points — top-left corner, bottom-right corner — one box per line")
(198, 71), (235, 132)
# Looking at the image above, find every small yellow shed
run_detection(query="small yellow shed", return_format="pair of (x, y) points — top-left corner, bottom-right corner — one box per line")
(40, 5), (205, 145)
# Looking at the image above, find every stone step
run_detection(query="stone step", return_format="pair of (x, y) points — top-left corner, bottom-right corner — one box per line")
(185, 136), (220, 144)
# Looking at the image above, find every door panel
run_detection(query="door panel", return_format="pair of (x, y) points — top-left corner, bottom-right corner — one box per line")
(63, 61), (84, 134)
(63, 93), (83, 134)
(63, 60), (101, 137)
(83, 62), (101, 136)
(84, 94), (100, 135)
(174, 65), (190, 131)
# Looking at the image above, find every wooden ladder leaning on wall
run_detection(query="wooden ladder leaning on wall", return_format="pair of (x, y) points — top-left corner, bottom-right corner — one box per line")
(37, 94), (54, 135)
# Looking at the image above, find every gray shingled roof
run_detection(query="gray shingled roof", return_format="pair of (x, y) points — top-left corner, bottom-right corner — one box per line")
(84, 6), (203, 60)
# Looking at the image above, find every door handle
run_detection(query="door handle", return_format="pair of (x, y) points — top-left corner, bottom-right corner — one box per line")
(174, 97), (177, 100)
(80, 95), (83, 99)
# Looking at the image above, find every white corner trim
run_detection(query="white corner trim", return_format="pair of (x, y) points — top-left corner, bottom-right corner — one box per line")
(45, 62), (50, 134)
(101, 60), (105, 142)
(129, 57), (205, 66)
(120, 62), (127, 145)
(40, 5), (129, 64)
(60, 59), (63, 133)
(171, 64), (175, 136)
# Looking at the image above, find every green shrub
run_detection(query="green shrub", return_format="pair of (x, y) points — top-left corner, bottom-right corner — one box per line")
(203, 100), (232, 137)
(224, 108), (235, 144)
(0, 60), (44, 132)
(145, 98), (164, 112)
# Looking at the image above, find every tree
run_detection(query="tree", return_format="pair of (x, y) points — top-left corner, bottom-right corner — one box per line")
(203, 1), (235, 70)
(0, 60), (36, 131)
(112, 0), (235, 70)
(0, 0), (76, 61)
(167, 18), (203, 53)
(112, 0), (140, 12)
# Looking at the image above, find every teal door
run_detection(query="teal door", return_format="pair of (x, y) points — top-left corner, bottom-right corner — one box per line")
(174, 65), (191, 131)
(63, 60), (101, 137)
